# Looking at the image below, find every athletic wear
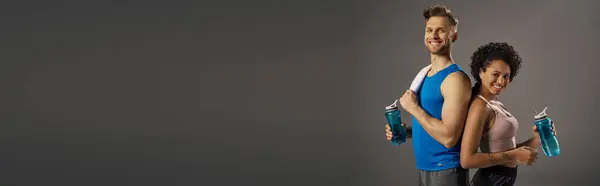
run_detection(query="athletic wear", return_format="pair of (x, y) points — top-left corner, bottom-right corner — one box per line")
(469, 95), (520, 186)
(412, 63), (467, 171)
(477, 95), (519, 153)
(418, 167), (470, 186)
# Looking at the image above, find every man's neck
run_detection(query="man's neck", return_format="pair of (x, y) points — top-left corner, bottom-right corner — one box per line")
(429, 53), (454, 72)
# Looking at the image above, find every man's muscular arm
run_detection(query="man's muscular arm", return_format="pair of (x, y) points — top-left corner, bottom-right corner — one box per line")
(400, 72), (471, 148)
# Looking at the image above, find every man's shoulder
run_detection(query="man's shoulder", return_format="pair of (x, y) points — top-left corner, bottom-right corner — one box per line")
(440, 71), (472, 97)
(438, 63), (470, 82)
(443, 71), (471, 86)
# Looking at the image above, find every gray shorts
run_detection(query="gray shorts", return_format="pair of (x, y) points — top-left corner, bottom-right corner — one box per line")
(418, 167), (469, 186)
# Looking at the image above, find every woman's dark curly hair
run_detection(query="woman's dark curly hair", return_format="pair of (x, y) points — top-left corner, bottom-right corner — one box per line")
(470, 42), (522, 86)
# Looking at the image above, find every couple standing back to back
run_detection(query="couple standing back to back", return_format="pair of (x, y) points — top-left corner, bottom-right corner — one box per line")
(383, 4), (557, 186)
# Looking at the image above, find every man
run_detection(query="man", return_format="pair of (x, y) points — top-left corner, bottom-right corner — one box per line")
(385, 4), (472, 186)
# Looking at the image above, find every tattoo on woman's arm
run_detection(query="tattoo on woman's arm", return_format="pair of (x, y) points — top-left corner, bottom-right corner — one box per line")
(488, 154), (497, 164)
(501, 152), (511, 160)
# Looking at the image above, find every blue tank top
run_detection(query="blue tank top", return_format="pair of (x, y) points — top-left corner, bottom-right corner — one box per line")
(411, 63), (467, 171)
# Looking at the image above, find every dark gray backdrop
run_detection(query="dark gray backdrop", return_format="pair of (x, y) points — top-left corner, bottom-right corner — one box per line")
(2, 0), (597, 185)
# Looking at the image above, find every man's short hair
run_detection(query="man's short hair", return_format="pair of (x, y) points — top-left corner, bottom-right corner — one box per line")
(423, 4), (458, 27)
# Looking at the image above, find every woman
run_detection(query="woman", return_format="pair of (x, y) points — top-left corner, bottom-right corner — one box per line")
(459, 42), (556, 186)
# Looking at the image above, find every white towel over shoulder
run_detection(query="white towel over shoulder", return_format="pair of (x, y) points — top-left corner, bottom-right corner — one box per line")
(386, 64), (431, 109)
(409, 64), (432, 93)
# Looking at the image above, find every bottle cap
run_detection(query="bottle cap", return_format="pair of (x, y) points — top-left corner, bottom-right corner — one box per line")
(534, 107), (548, 120)
(386, 99), (399, 110)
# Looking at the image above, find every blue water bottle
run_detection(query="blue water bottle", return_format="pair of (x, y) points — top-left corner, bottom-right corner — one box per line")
(385, 100), (407, 145)
(533, 107), (560, 157)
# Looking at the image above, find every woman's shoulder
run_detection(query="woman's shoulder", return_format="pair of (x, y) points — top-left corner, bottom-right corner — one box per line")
(469, 96), (493, 114)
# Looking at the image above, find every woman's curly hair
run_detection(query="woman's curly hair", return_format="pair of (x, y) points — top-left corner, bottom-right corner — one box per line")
(470, 42), (522, 84)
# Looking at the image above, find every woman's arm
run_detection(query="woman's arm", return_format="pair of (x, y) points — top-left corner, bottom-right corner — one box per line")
(459, 99), (519, 169)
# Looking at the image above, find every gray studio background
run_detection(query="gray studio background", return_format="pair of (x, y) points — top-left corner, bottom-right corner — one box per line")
(1, 0), (598, 186)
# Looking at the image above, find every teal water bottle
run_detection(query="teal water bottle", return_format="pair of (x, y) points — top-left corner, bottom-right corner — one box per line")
(385, 100), (407, 145)
(534, 107), (560, 157)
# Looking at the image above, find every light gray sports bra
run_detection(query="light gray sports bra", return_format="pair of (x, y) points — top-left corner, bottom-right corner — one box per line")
(477, 95), (519, 153)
